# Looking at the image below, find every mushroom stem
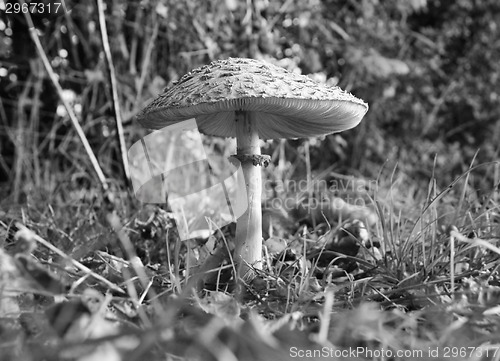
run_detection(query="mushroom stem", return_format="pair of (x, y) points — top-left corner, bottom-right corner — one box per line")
(234, 110), (263, 278)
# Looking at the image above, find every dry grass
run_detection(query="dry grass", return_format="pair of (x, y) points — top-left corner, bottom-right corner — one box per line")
(1, 154), (499, 360)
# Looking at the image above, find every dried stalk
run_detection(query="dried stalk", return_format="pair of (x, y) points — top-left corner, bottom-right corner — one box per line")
(96, 0), (131, 186)
(15, 222), (125, 294)
(22, 5), (108, 191)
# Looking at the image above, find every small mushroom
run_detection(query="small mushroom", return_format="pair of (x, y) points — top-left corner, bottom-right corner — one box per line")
(136, 57), (368, 278)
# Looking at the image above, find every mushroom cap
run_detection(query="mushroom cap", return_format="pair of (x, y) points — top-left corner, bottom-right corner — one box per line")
(137, 58), (368, 140)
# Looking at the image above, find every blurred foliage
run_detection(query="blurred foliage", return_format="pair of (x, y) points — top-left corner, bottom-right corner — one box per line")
(1, 3), (500, 359)
(0, 0), (499, 200)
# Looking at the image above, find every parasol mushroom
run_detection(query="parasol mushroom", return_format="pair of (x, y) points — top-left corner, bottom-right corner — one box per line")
(136, 57), (368, 279)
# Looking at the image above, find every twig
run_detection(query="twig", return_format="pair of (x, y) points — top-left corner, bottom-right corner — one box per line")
(96, 0), (131, 186)
(328, 20), (350, 40)
(22, 5), (108, 191)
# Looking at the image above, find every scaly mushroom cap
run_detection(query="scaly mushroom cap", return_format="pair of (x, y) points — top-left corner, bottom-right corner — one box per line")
(137, 58), (368, 140)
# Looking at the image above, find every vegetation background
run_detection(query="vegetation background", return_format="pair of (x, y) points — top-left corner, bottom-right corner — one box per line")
(0, 0), (499, 360)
